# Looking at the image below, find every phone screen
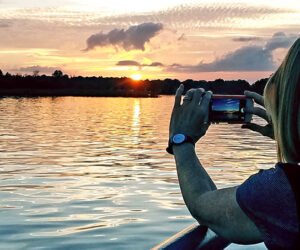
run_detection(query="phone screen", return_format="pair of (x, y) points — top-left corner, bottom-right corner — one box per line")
(210, 98), (245, 123)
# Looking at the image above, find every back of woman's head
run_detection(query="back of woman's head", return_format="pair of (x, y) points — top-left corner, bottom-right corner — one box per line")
(264, 37), (300, 164)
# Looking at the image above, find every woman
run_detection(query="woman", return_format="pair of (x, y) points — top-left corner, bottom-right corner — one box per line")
(168, 38), (300, 249)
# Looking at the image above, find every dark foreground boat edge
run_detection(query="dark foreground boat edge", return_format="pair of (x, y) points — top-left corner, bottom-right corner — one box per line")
(152, 223), (230, 250)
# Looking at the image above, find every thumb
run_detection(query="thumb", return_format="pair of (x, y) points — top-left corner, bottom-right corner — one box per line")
(241, 124), (250, 129)
(241, 123), (263, 134)
(174, 84), (184, 108)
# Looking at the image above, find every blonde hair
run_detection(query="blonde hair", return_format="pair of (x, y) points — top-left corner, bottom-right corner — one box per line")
(264, 38), (300, 163)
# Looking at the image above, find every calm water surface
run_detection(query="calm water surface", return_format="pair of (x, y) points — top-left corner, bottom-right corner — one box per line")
(0, 96), (276, 249)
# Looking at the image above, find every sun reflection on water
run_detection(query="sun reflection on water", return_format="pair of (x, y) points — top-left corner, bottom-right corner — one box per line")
(132, 99), (140, 130)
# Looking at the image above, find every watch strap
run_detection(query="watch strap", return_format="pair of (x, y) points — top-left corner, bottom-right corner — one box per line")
(166, 135), (194, 155)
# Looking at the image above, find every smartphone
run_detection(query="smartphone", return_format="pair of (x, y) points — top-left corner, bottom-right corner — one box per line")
(209, 95), (253, 124)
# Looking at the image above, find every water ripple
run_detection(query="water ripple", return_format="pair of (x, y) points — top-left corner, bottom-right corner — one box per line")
(0, 96), (274, 249)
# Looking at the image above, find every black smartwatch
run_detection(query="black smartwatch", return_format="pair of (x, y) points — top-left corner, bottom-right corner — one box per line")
(166, 134), (194, 155)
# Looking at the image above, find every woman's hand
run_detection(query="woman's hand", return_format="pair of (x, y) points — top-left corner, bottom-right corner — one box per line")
(241, 91), (274, 139)
(169, 85), (212, 144)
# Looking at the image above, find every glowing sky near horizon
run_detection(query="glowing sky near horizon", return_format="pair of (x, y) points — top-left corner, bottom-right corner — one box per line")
(0, 0), (299, 82)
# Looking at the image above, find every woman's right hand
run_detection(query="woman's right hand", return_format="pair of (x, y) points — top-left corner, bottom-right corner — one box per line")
(241, 91), (274, 139)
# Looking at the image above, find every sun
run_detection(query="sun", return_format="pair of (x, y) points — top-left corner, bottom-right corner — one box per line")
(131, 73), (142, 81)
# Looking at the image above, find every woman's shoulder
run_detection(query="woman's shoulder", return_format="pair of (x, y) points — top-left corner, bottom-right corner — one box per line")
(238, 164), (290, 195)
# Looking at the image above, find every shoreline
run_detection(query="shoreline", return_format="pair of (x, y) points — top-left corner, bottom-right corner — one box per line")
(0, 89), (158, 98)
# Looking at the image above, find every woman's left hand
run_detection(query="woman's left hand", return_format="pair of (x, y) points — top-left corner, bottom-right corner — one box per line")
(241, 91), (274, 139)
(169, 85), (212, 144)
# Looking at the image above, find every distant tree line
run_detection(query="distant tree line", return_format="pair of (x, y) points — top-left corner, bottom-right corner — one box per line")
(0, 69), (269, 97)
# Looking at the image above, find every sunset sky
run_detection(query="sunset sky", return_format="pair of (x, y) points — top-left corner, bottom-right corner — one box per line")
(0, 0), (299, 82)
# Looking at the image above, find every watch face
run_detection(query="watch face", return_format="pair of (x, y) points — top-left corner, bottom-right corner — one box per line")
(172, 134), (186, 144)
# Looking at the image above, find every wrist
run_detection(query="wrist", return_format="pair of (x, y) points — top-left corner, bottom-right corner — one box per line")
(166, 134), (195, 155)
(173, 143), (195, 154)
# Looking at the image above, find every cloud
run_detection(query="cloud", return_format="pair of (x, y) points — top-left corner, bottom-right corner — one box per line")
(116, 60), (164, 68)
(0, 19), (10, 28)
(168, 46), (275, 72)
(265, 32), (298, 51)
(167, 32), (299, 73)
(116, 60), (141, 66)
(233, 37), (262, 42)
(160, 4), (291, 23)
(149, 62), (164, 67)
(84, 22), (163, 51)
(0, 3), (296, 33)
(11, 65), (60, 74)
(97, 4), (293, 31)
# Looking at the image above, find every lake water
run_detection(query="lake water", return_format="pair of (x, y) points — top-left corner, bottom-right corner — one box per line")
(0, 96), (276, 249)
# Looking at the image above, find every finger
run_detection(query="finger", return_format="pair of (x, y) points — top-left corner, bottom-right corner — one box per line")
(200, 91), (213, 122)
(244, 91), (264, 106)
(192, 88), (205, 105)
(200, 91), (213, 107)
(183, 89), (196, 104)
(185, 88), (197, 98)
(244, 106), (269, 122)
(174, 84), (184, 108)
(241, 123), (265, 134)
(182, 96), (192, 104)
